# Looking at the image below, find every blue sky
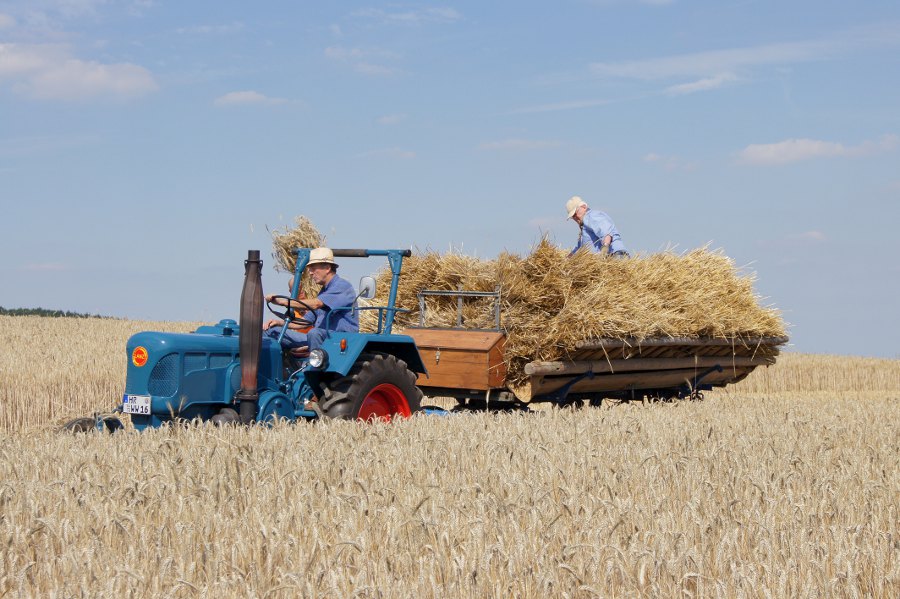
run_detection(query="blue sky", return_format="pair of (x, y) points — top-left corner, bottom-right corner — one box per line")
(1, 1), (898, 358)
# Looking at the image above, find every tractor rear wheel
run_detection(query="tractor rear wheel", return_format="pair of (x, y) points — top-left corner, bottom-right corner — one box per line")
(319, 353), (422, 421)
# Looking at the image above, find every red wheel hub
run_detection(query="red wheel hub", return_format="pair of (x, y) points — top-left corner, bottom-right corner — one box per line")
(358, 383), (412, 421)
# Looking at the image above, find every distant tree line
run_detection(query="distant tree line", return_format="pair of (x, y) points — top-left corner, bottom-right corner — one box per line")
(0, 306), (111, 319)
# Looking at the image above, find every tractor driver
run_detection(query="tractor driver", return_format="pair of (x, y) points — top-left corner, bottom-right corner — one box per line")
(263, 247), (359, 352)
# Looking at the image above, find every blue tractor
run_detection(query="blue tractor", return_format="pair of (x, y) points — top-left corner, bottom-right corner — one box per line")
(66, 249), (427, 431)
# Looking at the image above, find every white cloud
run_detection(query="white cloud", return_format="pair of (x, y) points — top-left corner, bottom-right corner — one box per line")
(351, 7), (461, 25)
(664, 72), (737, 95)
(353, 62), (399, 76)
(0, 13), (16, 29)
(213, 90), (287, 106)
(2, 0), (155, 26)
(2, 0), (138, 26)
(358, 147), (415, 159)
(0, 42), (157, 100)
(479, 139), (562, 151)
(738, 134), (898, 165)
(26, 60), (156, 100)
(324, 46), (363, 61)
(591, 40), (833, 81)
(590, 22), (900, 83)
(325, 45), (401, 76)
(0, 43), (54, 76)
(36, 0), (109, 19)
(511, 98), (613, 114)
(578, 0), (674, 6)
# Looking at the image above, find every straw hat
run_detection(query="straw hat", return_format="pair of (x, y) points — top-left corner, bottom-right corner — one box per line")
(307, 247), (337, 267)
(565, 196), (586, 218)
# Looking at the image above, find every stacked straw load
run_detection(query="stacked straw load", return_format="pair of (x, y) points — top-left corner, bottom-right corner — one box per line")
(271, 218), (786, 388)
(270, 216), (325, 299)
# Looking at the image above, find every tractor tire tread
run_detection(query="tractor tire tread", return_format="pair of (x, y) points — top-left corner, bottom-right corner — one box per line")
(320, 352), (422, 420)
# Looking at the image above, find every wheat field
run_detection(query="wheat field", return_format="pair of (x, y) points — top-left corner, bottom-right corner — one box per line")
(0, 315), (898, 597)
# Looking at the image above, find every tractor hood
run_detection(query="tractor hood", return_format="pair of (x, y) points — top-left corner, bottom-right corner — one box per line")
(123, 319), (282, 429)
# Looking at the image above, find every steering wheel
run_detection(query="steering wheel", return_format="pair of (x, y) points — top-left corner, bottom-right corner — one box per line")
(267, 295), (317, 327)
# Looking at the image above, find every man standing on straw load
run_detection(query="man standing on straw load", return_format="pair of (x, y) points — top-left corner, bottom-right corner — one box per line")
(566, 195), (629, 258)
(264, 247), (359, 352)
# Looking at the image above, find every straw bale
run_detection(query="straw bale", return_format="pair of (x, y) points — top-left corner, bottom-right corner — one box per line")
(269, 218), (785, 389)
(269, 216), (325, 299)
(372, 238), (786, 388)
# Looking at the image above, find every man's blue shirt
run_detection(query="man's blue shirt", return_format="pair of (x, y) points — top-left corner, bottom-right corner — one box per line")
(312, 274), (359, 332)
(573, 209), (627, 255)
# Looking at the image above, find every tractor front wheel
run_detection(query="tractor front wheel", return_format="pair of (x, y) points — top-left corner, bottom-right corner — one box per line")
(60, 416), (123, 433)
(61, 417), (97, 433)
(319, 353), (422, 421)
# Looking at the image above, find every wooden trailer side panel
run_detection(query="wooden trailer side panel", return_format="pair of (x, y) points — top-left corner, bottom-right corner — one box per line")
(402, 328), (507, 390)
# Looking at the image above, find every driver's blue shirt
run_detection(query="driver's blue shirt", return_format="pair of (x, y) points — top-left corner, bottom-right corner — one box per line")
(266, 273), (359, 351)
(310, 273), (359, 332)
(572, 208), (627, 255)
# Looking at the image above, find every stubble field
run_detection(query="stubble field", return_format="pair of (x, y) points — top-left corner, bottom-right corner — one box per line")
(0, 315), (898, 597)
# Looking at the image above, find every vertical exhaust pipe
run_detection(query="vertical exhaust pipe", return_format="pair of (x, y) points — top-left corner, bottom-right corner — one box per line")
(235, 250), (263, 424)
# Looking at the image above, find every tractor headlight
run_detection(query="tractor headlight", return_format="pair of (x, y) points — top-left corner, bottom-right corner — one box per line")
(308, 349), (328, 369)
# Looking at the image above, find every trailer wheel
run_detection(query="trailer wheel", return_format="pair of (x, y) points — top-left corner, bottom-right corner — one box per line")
(320, 353), (422, 421)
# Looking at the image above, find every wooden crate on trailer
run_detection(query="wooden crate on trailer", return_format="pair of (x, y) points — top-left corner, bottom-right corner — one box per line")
(403, 328), (507, 391)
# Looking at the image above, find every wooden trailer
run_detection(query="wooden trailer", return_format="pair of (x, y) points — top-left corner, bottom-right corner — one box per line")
(403, 288), (788, 407)
(405, 327), (787, 406)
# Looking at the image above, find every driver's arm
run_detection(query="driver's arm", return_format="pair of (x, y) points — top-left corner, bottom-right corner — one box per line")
(263, 317), (284, 330)
(293, 299), (324, 326)
(299, 298), (325, 310)
(266, 294), (324, 311)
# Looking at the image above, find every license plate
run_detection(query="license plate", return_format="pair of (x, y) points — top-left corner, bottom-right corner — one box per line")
(123, 394), (151, 415)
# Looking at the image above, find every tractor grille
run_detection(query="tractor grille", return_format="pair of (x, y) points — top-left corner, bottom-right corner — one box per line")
(148, 353), (179, 397)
